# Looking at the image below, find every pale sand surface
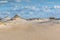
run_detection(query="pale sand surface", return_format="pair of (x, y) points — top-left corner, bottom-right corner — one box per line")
(0, 18), (60, 40)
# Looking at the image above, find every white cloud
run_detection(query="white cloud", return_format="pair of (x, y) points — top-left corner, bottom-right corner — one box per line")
(16, 0), (21, 2)
(0, 1), (8, 3)
(43, 9), (51, 12)
(47, 2), (55, 4)
(42, 6), (52, 13)
(6, 11), (10, 15)
(12, 4), (22, 10)
(54, 5), (60, 9)
(24, 6), (30, 8)
(24, 6), (40, 11)
(20, 11), (25, 13)
(15, 0), (30, 2)
(13, 6), (18, 10)
(29, 12), (33, 14)
(24, 0), (31, 2)
(31, 6), (36, 10)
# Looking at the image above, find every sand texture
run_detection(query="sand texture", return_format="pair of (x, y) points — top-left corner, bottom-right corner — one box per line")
(0, 18), (60, 40)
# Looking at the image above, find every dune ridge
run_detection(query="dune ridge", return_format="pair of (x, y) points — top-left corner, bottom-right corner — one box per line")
(0, 15), (60, 40)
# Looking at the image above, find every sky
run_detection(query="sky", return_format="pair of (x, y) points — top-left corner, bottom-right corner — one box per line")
(0, 0), (60, 19)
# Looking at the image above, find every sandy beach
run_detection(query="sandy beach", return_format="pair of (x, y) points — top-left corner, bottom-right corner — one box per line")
(0, 18), (60, 40)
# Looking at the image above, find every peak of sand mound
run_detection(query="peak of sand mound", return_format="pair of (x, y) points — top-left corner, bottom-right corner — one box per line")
(0, 14), (28, 29)
(11, 14), (24, 20)
(14, 14), (20, 18)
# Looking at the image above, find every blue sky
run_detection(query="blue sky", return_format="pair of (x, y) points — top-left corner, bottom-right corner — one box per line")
(0, 0), (60, 19)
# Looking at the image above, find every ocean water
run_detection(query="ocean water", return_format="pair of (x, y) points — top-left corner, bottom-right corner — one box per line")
(0, 0), (60, 19)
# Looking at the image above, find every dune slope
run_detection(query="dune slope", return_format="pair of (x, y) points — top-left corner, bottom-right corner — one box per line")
(0, 18), (60, 40)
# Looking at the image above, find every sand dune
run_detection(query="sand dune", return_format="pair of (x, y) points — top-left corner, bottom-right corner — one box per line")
(0, 18), (60, 40)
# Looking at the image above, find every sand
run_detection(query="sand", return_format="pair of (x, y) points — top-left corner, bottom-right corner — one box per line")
(0, 18), (60, 40)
